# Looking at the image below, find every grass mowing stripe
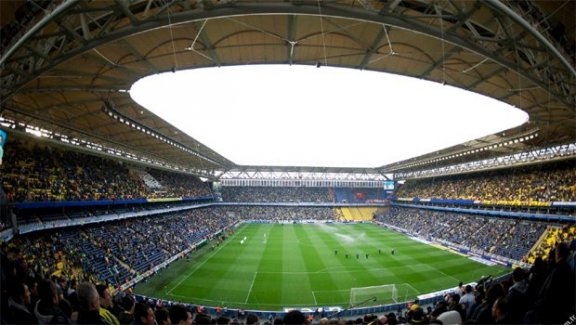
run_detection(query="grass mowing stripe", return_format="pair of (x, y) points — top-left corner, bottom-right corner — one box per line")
(281, 225), (315, 306)
(241, 224), (275, 305)
(203, 225), (268, 303)
(167, 224), (245, 296)
(134, 223), (508, 310)
(310, 224), (413, 305)
(328, 224), (428, 304)
(245, 272), (258, 303)
(336, 224), (499, 295)
(334, 224), (425, 291)
(248, 225), (284, 307)
(172, 225), (271, 305)
(296, 225), (342, 304)
(307, 225), (377, 305)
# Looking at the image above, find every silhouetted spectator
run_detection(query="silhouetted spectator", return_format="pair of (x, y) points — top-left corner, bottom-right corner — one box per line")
(529, 242), (575, 324)
(134, 302), (156, 325)
(5, 280), (37, 324)
(170, 304), (193, 325)
(34, 279), (70, 324)
(283, 310), (307, 325)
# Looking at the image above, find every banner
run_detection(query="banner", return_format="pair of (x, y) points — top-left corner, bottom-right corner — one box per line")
(0, 129), (6, 147)
(0, 129), (6, 165)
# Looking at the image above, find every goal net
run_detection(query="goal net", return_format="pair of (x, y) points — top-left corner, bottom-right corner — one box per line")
(349, 284), (419, 306)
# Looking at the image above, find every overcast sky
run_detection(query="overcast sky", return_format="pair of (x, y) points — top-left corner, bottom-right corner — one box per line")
(130, 65), (528, 168)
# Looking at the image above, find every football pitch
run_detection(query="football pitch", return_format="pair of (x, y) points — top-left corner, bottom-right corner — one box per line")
(134, 223), (508, 310)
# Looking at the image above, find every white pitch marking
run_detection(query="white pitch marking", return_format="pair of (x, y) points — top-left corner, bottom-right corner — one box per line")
(167, 229), (243, 295)
(245, 272), (258, 303)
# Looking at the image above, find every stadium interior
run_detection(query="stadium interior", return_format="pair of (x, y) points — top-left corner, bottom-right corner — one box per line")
(1, 1), (575, 324)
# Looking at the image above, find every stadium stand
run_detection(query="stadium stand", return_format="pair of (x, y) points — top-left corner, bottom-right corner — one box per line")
(145, 168), (212, 198)
(339, 207), (376, 221)
(333, 188), (388, 203)
(0, 139), (146, 202)
(375, 207), (548, 261)
(395, 160), (576, 203)
(221, 187), (389, 204)
(0, 138), (213, 203)
(217, 206), (336, 222)
(2, 203), (575, 324)
(132, 169), (163, 191)
(1, 0), (575, 323)
(525, 224), (576, 264)
(221, 187), (332, 203)
(1, 139), (575, 324)
(2, 207), (569, 323)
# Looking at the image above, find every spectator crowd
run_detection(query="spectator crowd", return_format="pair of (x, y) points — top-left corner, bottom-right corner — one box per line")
(1, 138), (575, 324)
(0, 139), (212, 203)
(225, 206), (335, 221)
(2, 203), (575, 324)
(222, 187), (332, 203)
(395, 160), (576, 203)
(375, 207), (548, 261)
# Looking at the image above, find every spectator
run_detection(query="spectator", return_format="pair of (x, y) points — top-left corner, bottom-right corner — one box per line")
(492, 296), (513, 324)
(283, 310), (307, 325)
(118, 294), (135, 325)
(5, 280), (37, 324)
(96, 284), (120, 325)
(385, 312), (398, 325)
(34, 279), (70, 324)
(194, 313), (212, 325)
(76, 282), (107, 324)
(134, 302), (156, 325)
(506, 267), (528, 323)
(246, 314), (259, 325)
(436, 310), (462, 324)
(170, 304), (193, 325)
(470, 283), (504, 324)
(155, 307), (171, 325)
(525, 257), (547, 303)
(458, 284), (475, 318)
(529, 242), (575, 324)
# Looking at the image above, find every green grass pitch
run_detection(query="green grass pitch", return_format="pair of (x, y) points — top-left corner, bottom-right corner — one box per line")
(134, 223), (508, 310)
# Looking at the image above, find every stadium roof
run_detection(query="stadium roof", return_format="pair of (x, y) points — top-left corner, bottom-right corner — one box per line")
(1, 0), (574, 180)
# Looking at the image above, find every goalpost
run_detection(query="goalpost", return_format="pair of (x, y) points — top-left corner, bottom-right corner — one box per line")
(349, 284), (419, 306)
(349, 284), (397, 306)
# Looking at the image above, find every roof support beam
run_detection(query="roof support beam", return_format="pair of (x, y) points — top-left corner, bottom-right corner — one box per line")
(0, 0), (81, 66)
(484, 0), (575, 79)
(3, 2), (573, 109)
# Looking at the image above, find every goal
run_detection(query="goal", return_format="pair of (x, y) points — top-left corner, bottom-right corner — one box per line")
(349, 284), (419, 306)
(349, 284), (397, 306)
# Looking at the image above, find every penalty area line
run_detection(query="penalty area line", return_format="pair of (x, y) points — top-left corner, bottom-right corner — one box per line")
(312, 291), (318, 305)
(435, 269), (461, 284)
(167, 230), (242, 295)
(245, 272), (258, 304)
